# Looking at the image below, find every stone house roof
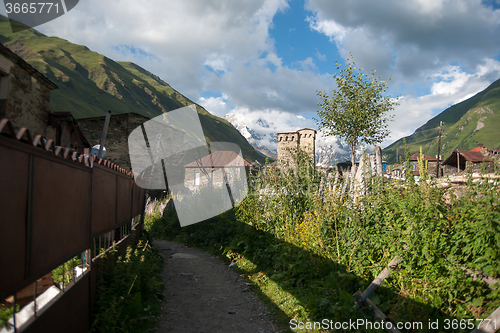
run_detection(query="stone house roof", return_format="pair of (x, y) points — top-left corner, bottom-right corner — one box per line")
(0, 43), (57, 90)
(184, 151), (252, 168)
(442, 146), (492, 166)
(276, 128), (317, 135)
(409, 153), (438, 161)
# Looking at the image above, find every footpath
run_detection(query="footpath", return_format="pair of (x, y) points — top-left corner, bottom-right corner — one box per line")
(153, 239), (282, 333)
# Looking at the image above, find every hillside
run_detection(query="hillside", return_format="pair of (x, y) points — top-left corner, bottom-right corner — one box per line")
(0, 15), (264, 164)
(383, 78), (500, 164)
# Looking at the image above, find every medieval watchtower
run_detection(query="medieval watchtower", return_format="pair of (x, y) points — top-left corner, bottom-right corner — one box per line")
(276, 128), (316, 168)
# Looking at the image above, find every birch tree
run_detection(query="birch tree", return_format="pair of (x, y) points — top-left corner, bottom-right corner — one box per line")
(315, 56), (398, 166)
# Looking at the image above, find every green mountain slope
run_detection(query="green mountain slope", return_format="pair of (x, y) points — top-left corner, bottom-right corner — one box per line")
(383, 78), (500, 164)
(0, 15), (264, 164)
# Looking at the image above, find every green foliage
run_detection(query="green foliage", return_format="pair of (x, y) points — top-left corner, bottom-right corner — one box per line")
(52, 256), (81, 287)
(146, 156), (500, 331)
(417, 146), (429, 181)
(0, 304), (18, 329)
(91, 236), (164, 333)
(315, 55), (398, 163)
(403, 138), (414, 181)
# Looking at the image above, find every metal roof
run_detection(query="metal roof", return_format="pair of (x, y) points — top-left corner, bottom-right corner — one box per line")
(442, 147), (492, 165)
(184, 150), (252, 168)
(409, 153), (438, 161)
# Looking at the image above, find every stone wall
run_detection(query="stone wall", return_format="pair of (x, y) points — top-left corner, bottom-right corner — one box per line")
(442, 161), (494, 175)
(276, 128), (316, 169)
(184, 167), (244, 192)
(276, 132), (299, 168)
(78, 113), (151, 170)
(297, 129), (316, 160)
(0, 45), (57, 136)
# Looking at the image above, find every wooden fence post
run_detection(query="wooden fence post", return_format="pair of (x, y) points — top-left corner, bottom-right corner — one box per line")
(355, 256), (403, 308)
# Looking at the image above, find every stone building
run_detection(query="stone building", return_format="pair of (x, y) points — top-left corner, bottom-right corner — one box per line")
(184, 150), (252, 192)
(46, 111), (91, 153)
(78, 112), (188, 174)
(409, 153), (441, 176)
(77, 112), (152, 170)
(0, 43), (58, 136)
(0, 43), (91, 153)
(276, 128), (316, 168)
(442, 145), (495, 175)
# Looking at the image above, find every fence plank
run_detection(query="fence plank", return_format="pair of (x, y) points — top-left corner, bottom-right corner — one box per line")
(0, 143), (29, 297)
(91, 165), (117, 236)
(356, 256), (402, 308)
(31, 155), (90, 276)
(353, 291), (401, 333)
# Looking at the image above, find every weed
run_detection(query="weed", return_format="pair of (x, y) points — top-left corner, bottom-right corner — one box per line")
(91, 235), (164, 333)
(146, 152), (500, 332)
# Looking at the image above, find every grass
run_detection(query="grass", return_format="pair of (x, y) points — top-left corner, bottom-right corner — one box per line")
(145, 153), (500, 332)
(90, 234), (165, 333)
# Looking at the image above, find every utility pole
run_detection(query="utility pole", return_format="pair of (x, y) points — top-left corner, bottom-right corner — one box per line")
(436, 121), (442, 178)
(98, 110), (112, 159)
(396, 148), (399, 165)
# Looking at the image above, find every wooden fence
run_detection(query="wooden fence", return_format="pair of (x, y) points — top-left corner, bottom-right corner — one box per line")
(0, 119), (146, 332)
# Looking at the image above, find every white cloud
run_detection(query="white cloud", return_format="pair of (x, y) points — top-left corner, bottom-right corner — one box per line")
(204, 54), (232, 73)
(306, 0), (500, 85)
(218, 58), (332, 113)
(430, 66), (470, 96)
(315, 50), (327, 62)
(28, 0), (290, 99)
(2, 0), (498, 153)
(384, 58), (500, 146)
(20, 0), (335, 116)
(198, 95), (231, 117)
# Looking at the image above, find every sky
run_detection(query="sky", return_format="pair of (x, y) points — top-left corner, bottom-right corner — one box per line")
(3, 0), (500, 151)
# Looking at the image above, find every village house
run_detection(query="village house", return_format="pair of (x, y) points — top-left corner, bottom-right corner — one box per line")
(276, 128), (316, 169)
(0, 43), (58, 136)
(46, 111), (91, 153)
(0, 43), (91, 153)
(336, 161), (352, 175)
(184, 150), (252, 192)
(442, 145), (495, 175)
(409, 152), (441, 176)
(77, 112), (158, 170)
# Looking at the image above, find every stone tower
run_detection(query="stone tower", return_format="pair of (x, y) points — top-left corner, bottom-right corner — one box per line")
(297, 129), (316, 160)
(276, 128), (316, 168)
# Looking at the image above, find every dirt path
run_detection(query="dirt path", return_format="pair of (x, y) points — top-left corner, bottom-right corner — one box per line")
(153, 239), (281, 333)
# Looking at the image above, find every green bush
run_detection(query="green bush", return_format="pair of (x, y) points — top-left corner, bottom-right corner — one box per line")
(146, 153), (500, 331)
(91, 235), (164, 333)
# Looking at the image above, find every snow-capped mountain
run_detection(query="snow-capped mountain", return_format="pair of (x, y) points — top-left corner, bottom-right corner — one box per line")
(224, 112), (278, 159)
(316, 145), (350, 167)
(224, 110), (358, 166)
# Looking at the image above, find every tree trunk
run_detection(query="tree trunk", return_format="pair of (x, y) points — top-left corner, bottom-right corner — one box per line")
(350, 145), (356, 176)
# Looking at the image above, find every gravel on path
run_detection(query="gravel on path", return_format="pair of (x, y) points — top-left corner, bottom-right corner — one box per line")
(153, 239), (282, 333)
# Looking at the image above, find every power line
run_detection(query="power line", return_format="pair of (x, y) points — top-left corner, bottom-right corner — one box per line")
(408, 136), (440, 145)
(410, 125), (443, 135)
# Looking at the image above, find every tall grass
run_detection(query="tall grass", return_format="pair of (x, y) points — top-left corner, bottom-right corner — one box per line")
(147, 150), (500, 332)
